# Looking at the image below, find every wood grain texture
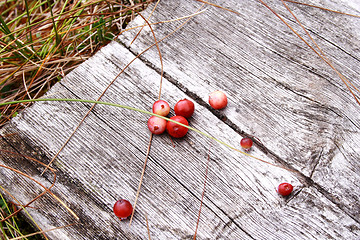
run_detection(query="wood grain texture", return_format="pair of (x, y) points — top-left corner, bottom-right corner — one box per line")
(0, 0), (359, 239)
(120, 0), (360, 222)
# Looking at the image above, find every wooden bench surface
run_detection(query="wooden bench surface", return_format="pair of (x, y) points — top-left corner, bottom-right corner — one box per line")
(1, 0), (359, 239)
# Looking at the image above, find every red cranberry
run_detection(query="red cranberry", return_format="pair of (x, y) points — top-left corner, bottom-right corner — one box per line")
(209, 91), (227, 110)
(174, 99), (195, 118)
(166, 116), (189, 138)
(113, 199), (133, 220)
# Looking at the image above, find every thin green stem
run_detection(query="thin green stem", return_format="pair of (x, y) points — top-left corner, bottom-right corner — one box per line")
(0, 14), (11, 35)
(0, 9), (32, 58)
(0, 98), (287, 170)
(46, 0), (63, 55)
(24, 0), (34, 51)
(0, 98), (215, 140)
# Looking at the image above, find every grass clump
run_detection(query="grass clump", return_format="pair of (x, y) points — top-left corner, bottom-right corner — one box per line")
(0, 0), (153, 127)
(0, 192), (42, 239)
(0, 0), (153, 238)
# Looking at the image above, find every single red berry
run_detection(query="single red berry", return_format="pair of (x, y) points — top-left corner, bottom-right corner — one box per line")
(166, 116), (189, 138)
(277, 183), (293, 197)
(113, 199), (133, 220)
(209, 91), (227, 110)
(147, 116), (167, 135)
(174, 99), (195, 118)
(240, 137), (253, 151)
(152, 100), (170, 116)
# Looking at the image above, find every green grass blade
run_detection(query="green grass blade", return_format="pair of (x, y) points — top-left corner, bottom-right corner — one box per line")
(0, 98), (271, 165)
(24, 0), (34, 50)
(0, 14), (12, 36)
(0, 12), (32, 58)
(0, 191), (21, 239)
(46, 0), (63, 55)
(0, 97), (292, 170)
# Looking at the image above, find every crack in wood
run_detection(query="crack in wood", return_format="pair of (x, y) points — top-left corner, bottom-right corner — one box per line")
(121, 41), (360, 227)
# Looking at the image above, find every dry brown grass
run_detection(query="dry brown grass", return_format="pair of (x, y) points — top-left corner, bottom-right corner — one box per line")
(0, 0), (154, 127)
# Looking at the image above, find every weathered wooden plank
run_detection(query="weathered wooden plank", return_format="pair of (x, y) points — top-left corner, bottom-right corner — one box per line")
(0, 40), (356, 239)
(0, 0), (359, 239)
(119, 0), (360, 221)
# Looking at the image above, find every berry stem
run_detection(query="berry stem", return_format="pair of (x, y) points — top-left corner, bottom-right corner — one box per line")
(129, 133), (153, 226)
(145, 213), (152, 240)
(130, 12), (165, 227)
(193, 143), (211, 240)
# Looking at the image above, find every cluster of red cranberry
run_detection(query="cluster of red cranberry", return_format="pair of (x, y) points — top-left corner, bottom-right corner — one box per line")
(147, 98), (192, 138)
(113, 90), (293, 221)
(147, 90), (229, 138)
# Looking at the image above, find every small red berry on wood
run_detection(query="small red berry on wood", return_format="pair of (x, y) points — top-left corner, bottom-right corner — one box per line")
(277, 183), (293, 197)
(147, 116), (167, 135)
(174, 99), (195, 118)
(240, 137), (253, 151)
(166, 116), (189, 138)
(209, 91), (227, 110)
(113, 199), (133, 220)
(152, 100), (170, 117)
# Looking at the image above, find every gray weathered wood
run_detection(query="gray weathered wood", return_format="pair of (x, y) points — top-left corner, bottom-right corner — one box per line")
(0, 0), (359, 239)
(119, 0), (360, 222)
